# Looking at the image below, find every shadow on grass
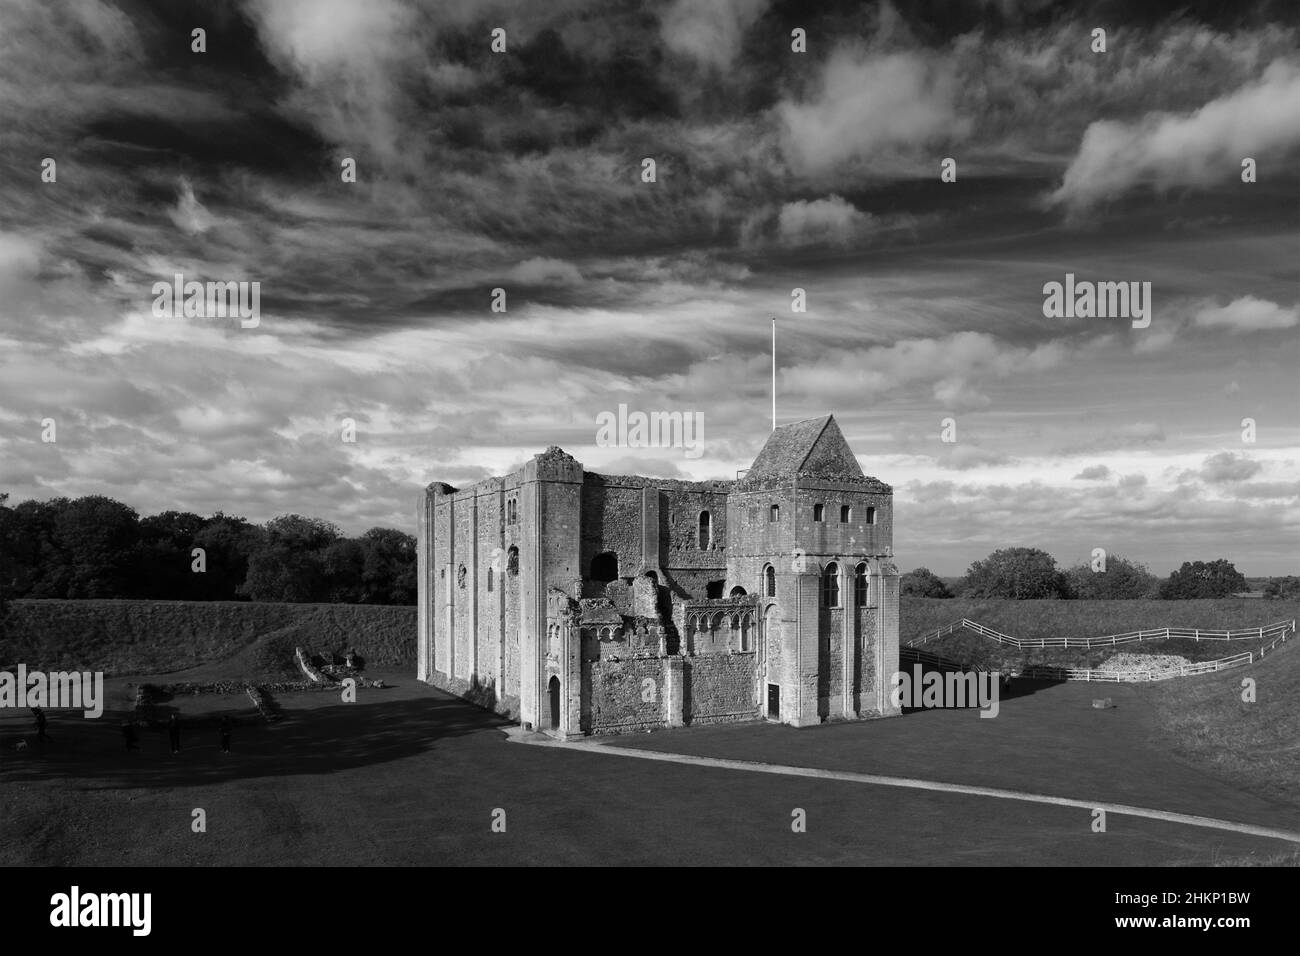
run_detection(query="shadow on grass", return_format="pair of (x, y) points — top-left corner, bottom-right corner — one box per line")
(0, 688), (511, 790)
(898, 672), (1064, 715)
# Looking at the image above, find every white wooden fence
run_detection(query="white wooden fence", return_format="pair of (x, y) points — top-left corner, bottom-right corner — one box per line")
(906, 618), (1296, 650)
(899, 618), (1295, 684)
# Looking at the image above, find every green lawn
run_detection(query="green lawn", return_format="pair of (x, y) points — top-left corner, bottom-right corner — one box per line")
(2, 665), (1296, 867)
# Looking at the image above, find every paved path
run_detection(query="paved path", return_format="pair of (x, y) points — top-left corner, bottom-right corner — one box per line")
(507, 727), (1300, 846)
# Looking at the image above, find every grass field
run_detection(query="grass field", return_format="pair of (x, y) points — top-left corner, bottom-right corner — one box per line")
(2, 667), (1296, 867)
(1150, 629), (1300, 802)
(2, 596), (1296, 867)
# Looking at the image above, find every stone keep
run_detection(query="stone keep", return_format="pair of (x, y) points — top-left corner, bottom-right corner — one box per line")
(416, 414), (900, 737)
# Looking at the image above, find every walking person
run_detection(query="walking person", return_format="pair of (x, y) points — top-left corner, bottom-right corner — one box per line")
(218, 715), (232, 754)
(167, 713), (181, 754)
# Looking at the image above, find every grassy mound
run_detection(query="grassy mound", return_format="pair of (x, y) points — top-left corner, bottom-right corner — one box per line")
(1149, 631), (1300, 800)
(900, 597), (1298, 670)
(0, 599), (416, 677)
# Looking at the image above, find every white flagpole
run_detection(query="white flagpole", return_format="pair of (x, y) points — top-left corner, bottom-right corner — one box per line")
(771, 316), (776, 432)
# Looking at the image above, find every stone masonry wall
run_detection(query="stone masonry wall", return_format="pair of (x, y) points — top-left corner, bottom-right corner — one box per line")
(686, 652), (758, 724)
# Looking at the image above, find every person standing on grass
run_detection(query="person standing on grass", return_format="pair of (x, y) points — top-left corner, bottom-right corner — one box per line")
(32, 707), (47, 741)
(167, 713), (181, 754)
(218, 715), (232, 754)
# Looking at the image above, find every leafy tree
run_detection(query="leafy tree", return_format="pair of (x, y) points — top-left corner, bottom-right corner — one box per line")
(264, 514), (341, 552)
(960, 547), (1069, 599)
(900, 567), (953, 598)
(53, 496), (141, 598)
(1158, 559), (1248, 599)
(359, 528), (417, 604)
(0, 493), (12, 626)
(191, 514), (263, 600)
(136, 511), (209, 599)
(322, 538), (366, 603)
(9, 497), (69, 597)
(1065, 555), (1158, 599)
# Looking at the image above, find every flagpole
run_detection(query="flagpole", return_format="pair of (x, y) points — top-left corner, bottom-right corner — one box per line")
(771, 316), (776, 432)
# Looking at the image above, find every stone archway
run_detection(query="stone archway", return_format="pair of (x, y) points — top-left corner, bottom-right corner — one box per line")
(548, 676), (561, 731)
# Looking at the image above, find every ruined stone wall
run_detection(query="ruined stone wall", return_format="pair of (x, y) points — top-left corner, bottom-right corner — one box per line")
(856, 606), (878, 714)
(580, 481), (644, 583)
(686, 653), (758, 724)
(588, 657), (666, 733)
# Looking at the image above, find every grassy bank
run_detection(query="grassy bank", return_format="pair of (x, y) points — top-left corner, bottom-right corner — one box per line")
(0, 599), (416, 679)
(900, 597), (1299, 669)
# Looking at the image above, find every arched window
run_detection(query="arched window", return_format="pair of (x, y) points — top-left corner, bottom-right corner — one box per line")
(813, 503), (824, 522)
(457, 564), (467, 589)
(507, 545), (519, 575)
(855, 563), (868, 606)
(729, 585), (747, 597)
(866, 506), (876, 525)
(822, 562), (840, 608)
(590, 551), (618, 583)
(740, 616), (752, 651)
(698, 510), (711, 549)
(769, 504), (779, 523)
(487, 567), (494, 592)
(840, 505), (851, 523)
(764, 564), (776, 598)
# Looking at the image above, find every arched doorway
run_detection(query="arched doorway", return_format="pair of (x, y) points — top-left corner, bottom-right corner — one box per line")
(548, 676), (561, 731)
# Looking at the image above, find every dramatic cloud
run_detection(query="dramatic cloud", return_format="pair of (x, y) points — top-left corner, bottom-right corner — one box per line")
(1194, 452), (1263, 484)
(0, 1), (1296, 575)
(1193, 296), (1298, 332)
(777, 48), (966, 175)
(659, 0), (770, 69)
(776, 195), (873, 247)
(1074, 465), (1112, 480)
(1050, 58), (1300, 212)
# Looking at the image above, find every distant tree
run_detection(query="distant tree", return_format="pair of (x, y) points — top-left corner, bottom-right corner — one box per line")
(1262, 576), (1300, 600)
(240, 514), (341, 603)
(900, 567), (953, 598)
(9, 497), (70, 597)
(53, 496), (141, 598)
(359, 528), (417, 604)
(264, 514), (341, 552)
(1065, 556), (1158, 599)
(136, 511), (209, 599)
(1158, 559), (1248, 599)
(240, 545), (328, 603)
(191, 514), (263, 600)
(322, 538), (366, 604)
(960, 547), (1069, 599)
(0, 493), (12, 624)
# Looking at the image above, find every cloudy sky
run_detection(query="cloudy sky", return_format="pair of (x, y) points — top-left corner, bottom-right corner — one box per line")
(1, 0), (1297, 576)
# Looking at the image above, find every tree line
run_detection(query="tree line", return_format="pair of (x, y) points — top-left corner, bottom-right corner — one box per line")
(0, 493), (416, 607)
(900, 548), (1289, 600)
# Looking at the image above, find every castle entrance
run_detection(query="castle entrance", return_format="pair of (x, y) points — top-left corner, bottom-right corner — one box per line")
(548, 676), (561, 731)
